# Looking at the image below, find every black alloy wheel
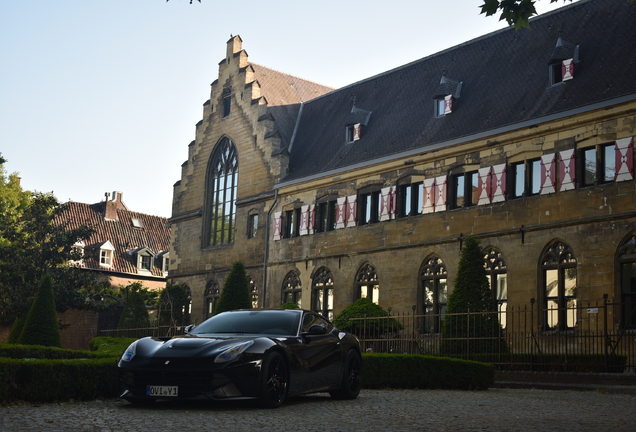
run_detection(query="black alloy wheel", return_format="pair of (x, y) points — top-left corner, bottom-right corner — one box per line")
(258, 351), (288, 408)
(329, 350), (362, 400)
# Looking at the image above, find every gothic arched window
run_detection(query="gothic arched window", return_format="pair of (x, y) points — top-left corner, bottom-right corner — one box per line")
(205, 137), (238, 246)
(312, 267), (334, 320)
(541, 240), (577, 331)
(356, 263), (379, 304)
(420, 256), (447, 333)
(618, 234), (636, 329)
(282, 270), (302, 308)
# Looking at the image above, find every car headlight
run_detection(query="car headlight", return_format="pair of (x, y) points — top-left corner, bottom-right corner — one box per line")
(214, 340), (254, 363)
(121, 340), (138, 362)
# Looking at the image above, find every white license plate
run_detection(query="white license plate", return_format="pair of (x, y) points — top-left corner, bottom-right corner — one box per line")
(146, 385), (178, 397)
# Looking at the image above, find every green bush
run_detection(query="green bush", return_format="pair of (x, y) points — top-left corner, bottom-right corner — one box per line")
(0, 343), (110, 360)
(17, 275), (62, 348)
(88, 337), (138, 357)
(158, 283), (191, 326)
(118, 286), (150, 329)
(280, 302), (300, 309)
(214, 261), (252, 314)
(362, 353), (494, 390)
(333, 298), (403, 336)
(0, 357), (119, 403)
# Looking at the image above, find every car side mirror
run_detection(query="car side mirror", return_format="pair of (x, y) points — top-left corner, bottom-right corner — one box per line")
(184, 324), (195, 334)
(305, 324), (327, 335)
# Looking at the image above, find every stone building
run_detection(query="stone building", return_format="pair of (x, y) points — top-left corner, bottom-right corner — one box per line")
(169, 0), (636, 333)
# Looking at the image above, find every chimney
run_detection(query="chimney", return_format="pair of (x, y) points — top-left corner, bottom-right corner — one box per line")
(103, 191), (127, 221)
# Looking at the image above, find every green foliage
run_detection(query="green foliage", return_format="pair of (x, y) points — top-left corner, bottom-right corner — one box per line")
(118, 283), (151, 329)
(0, 181), (106, 324)
(333, 298), (403, 336)
(0, 357), (120, 403)
(361, 353), (494, 390)
(17, 275), (62, 348)
(88, 337), (138, 357)
(214, 261), (252, 314)
(442, 236), (507, 355)
(7, 309), (29, 344)
(158, 283), (191, 326)
(280, 302), (300, 309)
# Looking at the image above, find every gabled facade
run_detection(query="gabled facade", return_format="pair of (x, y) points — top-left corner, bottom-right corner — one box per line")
(58, 191), (171, 290)
(170, 0), (636, 331)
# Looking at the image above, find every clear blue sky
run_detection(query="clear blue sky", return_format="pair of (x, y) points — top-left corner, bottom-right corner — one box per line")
(0, 0), (567, 218)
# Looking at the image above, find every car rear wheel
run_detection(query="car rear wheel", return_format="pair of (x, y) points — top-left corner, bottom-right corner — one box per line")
(258, 351), (288, 408)
(329, 350), (362, 400)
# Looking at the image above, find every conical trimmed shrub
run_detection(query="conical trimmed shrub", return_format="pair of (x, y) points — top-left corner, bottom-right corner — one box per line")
(118, 288), (150, 329)
(18, 274), (62, 348)
(214, 262), (251, 314)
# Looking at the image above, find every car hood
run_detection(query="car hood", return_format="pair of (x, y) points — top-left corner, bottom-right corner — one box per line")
(137, 335), (253, 359)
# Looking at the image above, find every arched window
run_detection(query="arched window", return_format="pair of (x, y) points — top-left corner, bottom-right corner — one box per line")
(312, 267), (334, 320)
(420, 256), (447, 333)
(484, 247), (508, 328)
(205, 138), (238, 246)
(618, 234), (636, 329)
(249, 276), (259, 308)
(541, 241), (577, 331)
(282, 270), (302, 308)
(356, 263), (379, 304)
(204, 280), (220, 319)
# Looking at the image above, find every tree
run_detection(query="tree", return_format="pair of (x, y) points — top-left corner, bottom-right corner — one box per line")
(441, 236), (507, 355)
(157, 283), (190, 326)
(16, 274), (62, 348)
(214, 261), (251, 314)
(481, 0), (635, 29)
(118, 283), (151, 329)
(0, 156), (106, 325)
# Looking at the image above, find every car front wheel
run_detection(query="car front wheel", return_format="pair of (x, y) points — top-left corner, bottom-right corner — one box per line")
(258, 351), (288, 408)
(330, 350), (362, 400)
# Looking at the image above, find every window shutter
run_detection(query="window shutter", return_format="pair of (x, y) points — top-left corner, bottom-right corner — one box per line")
(335, 197), (347, 229)
(353, 123), (361, 141)
(491, 164), (507, 203)
(423, 178), (436, 214)
(390, 186), (397, 219)
(435, 175), (447, 212)
(478, 167), (493, 205)
(299, 205), (310, 236)
(346, 195), (357, 227)
(558, 149), (576, 191)
(308, 204), (316, 235)
(616, 137), (634, 182)
(273, 211), (283, 241)
(444, 95), (453, 115)
(562, 59), (574, 81)
(540, 154), (556, 195)
(380, 187), (392, 221)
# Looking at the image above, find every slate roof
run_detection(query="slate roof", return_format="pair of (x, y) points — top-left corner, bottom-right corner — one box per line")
(56, 198), (171, 279)
(280, 0), (636, 184)
(251, 64), (334, 153)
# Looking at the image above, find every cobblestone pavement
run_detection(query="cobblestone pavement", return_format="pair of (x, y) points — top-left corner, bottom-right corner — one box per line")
(1, 388), (635, 432)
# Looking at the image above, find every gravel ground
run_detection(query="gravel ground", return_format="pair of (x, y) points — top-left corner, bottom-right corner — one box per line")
(1, 388), (634, 432)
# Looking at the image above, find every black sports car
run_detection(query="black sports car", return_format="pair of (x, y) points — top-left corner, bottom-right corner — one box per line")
(118, 309), (362, 408)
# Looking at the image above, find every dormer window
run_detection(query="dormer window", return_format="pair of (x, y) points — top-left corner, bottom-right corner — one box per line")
(132, 247), (154, 274)
(345, 102), (371, 144)
(71, 241), (85, 265)
(99, 241), (115, 267)
(433, 76), (461, 117)
(131, 218), (143, 228)
(346, 123), (361, 143)
(548, 37), (579, 85)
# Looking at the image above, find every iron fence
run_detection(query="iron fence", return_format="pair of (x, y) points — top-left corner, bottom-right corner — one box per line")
(349, 298), (636, 373)
(99, 325), (188, 339)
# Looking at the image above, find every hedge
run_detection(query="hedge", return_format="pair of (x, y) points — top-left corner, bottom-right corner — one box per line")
(0, 357), (120, 403)
(362, 353), (494, 390)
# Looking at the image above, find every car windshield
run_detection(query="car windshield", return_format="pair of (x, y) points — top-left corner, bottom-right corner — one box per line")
(190, 310), (300, 336)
